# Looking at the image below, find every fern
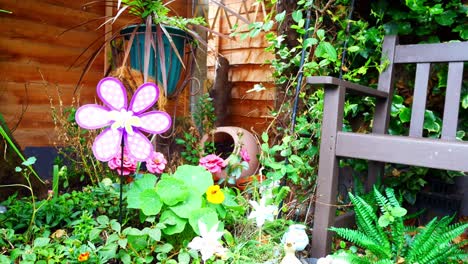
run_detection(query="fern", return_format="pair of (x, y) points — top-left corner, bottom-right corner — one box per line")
(329, 228), (391, 259)
(330, 188), (467, 264)
(349, 193), (390, 250)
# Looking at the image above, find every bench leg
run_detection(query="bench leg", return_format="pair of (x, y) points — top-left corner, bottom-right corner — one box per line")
(310, 85), (345, 258)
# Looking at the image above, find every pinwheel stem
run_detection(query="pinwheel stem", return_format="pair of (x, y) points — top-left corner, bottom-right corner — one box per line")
(119, 137), (124, 224)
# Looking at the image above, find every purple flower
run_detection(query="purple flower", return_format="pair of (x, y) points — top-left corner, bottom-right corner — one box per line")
(146, 151), (167, 174)
(75, 77), (171, 161)
(240, 148), (250, 162)
(199, 154), (226, 173)
(108, 148), (137, 175)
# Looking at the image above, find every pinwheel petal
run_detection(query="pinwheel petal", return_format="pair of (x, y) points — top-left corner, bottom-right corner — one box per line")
(138, 111), (171, 134)
(129, 82), (159, 114)
(97, 77), (127, 110)
(75, 105), (112, 129)
(92, 128), (122, 161)
(125, 130), (153, 161)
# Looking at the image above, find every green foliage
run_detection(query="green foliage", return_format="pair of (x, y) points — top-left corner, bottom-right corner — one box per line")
(331, 187), (468, 263)
(193, 93), (217, 136)
(125, 165), (240, 244)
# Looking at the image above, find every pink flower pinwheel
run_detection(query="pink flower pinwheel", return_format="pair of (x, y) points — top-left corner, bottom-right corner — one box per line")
(146, 151), (167, 174)
(199, 154), (226, 173)
(75, 77), (171, 161)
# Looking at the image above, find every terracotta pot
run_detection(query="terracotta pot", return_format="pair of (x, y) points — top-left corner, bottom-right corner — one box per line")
(200, 126), (260, 182)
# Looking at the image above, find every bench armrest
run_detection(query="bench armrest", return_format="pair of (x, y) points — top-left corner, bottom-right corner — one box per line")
(306, 76), (389, 99)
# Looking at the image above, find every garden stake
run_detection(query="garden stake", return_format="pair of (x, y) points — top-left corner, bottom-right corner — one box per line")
(119, 137), (124, 224)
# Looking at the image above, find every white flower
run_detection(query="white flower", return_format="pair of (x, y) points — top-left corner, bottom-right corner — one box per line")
(317, 255), (350, 264)
(248, 196), (278, 227)
(188, 221), (227, 262)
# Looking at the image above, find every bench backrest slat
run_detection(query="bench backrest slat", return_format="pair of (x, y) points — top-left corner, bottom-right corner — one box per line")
(442, 62), (464, 140)
(409, 63), (430, 137)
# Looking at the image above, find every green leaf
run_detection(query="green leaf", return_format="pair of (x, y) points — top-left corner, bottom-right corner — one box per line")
(261, 132), (269, 143)
(378, 214), (391, 227)
(390, 206), (407, 217)
(139, 189), (163, 216)
(423, 110), (441, 133)
(315, 42), (337, 61)
(33, 237), (50, 247)
(155, 243), (174, 253)
(160, 210), (186, 235)
(347, 46), (360, 52)
(173, 165), (213, 196)
(156, 177), (190, 206)
(142, 227), (161, 241)
(316, 29), (325, 40)
(127, 174), (157, 209)
(22, 157), (36, 166)
(399, 107), (411, 123)
(462, 94), (468, 109)
(435, 10), (457, 26)
(275, 11), (286, 22)
(178, 251), (191, 264)
(188, 207), (219, 235)
(97, 215), (109, 225)
(291, 10), (302, 23)
(169, 190), (202, 218)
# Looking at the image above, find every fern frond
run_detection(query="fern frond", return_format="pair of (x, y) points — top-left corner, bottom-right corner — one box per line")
(426, 246), (467, 264)
(385, 188), (401, 208)
(406, 217), (440, 261)
(350, 193), (390, 250)
(373, 186), (390, 215)
(330, 227), (391, 259)
(390, 215), (405, 257)
(440, 222), (468, 245)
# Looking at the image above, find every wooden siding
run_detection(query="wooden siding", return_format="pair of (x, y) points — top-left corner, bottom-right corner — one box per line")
(207, 0), (275, 134)
(0, 0), (192, 148)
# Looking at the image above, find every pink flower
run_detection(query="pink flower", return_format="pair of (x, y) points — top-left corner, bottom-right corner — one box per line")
(240, 148), (250, 162)
(199, 154), (226, 173)
(146, 151), (167, 174)
(108, 148), (137, 175)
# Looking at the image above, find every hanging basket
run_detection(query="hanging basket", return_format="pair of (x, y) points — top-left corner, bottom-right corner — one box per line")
(115, 25), (192, 97)
(200, 126), (260, 184)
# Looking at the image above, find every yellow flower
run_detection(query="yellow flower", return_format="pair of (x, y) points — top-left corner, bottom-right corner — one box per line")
(206, 185), (225, 204)
(78, 252), (90, 262)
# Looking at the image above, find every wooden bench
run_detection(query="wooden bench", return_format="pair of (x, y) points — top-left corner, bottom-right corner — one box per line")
(306, 35), (468, 257)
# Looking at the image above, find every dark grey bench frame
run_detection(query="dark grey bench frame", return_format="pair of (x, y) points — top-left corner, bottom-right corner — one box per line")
(307, 35), (468, 257)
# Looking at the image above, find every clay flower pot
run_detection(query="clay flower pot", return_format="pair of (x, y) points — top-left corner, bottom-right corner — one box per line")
(200, 126), (260, 183)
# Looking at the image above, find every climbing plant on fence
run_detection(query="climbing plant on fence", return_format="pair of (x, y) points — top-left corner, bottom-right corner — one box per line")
(234, 0), (468, 215)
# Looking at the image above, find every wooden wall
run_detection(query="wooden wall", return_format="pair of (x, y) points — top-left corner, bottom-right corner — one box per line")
(0, 0), (192, 148)
(207, 0), (275, 134)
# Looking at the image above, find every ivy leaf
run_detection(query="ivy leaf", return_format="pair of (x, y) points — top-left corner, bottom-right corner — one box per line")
(399, 107), (411, 123)
(315, 42), (337, 62)
(462, 94), (468, 109)
(423, 110), (441, 133)
(435, 10), (457, 26)
(22, 157), (37, 166)
(275, 11), (286, 22)
(292, 10), (302, 23)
